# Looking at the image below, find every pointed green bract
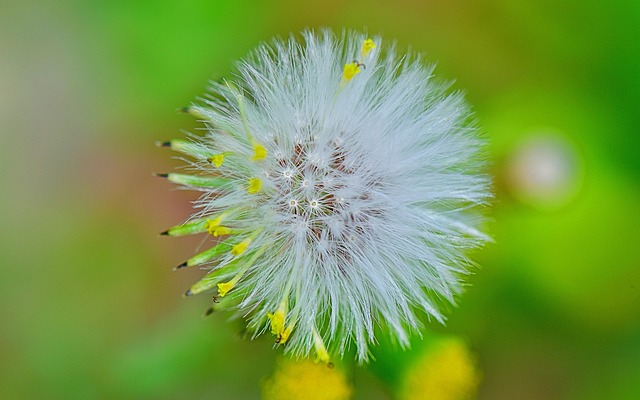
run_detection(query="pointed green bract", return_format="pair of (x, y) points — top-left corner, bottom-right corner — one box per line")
(167, 173), (229, 188)
(164, 139), (212, 159)
(188, 274), (219, 296)
(180, 105), (206, 119)
(188, 257), (245, 295)
(186, 242), (233, 267)
(162, 218), (209, 237)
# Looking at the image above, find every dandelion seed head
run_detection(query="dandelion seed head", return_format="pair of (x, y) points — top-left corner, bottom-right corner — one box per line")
(160, 29), (491, 362)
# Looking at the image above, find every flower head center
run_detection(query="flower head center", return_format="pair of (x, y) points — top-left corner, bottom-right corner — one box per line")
(261, 134), (382, 258)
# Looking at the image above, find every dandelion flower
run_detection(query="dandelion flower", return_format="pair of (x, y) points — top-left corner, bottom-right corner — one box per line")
(158, 30), (491, 362)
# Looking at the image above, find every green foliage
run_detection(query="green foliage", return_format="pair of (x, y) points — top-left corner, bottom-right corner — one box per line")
(2, 0), (639, 399)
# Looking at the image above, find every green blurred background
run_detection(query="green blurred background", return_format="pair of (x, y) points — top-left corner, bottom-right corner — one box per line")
(1, 0), (639, 398)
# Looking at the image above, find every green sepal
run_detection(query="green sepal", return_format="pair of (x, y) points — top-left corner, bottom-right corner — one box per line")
(178, 105), (206, 119)
(185, 241), (233, 267)
(186, 258), (241, 296)
(167, 173), (229, 188)
(158, 139), (212, 159)
(161, 218), (209, 237)
(186, 273), (219, 296)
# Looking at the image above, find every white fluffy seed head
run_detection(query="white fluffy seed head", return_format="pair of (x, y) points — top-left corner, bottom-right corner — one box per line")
(164, 29), (491, 362)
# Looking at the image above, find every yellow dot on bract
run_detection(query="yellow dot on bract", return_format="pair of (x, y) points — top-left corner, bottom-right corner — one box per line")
(400, 338), (481, 400)
(261, 358), (353, 400)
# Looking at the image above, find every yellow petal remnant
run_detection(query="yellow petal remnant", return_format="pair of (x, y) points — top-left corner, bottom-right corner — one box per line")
(216, 244), (264, 297)
(209, 153), (225, 167)
(267, 301), (294, 344)
(204, 216), (231, 237)
(252, 142), (268, 161)
(279, 326), (293, 344)
(400, 338), (481, 400)
(210, 226), (231, 237)
(231, 238), (252, 256)
(267, 310), (285, 335)
(361, 38), (376, 58)
(247, 177), (262, 194)
(262, 358), (353, 400)
(204, 217), (220, 233)
(216, 281), (235, 297)
(313, 327), (331, 364)
(342, 62), (362, 82)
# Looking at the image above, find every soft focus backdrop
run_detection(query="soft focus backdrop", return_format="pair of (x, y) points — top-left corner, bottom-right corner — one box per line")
(2, 0), (639, 399)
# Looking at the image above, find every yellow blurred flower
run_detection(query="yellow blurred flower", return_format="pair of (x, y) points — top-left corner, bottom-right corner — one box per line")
(400, 338), (480, 400)
(262, 358), (353, 400)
